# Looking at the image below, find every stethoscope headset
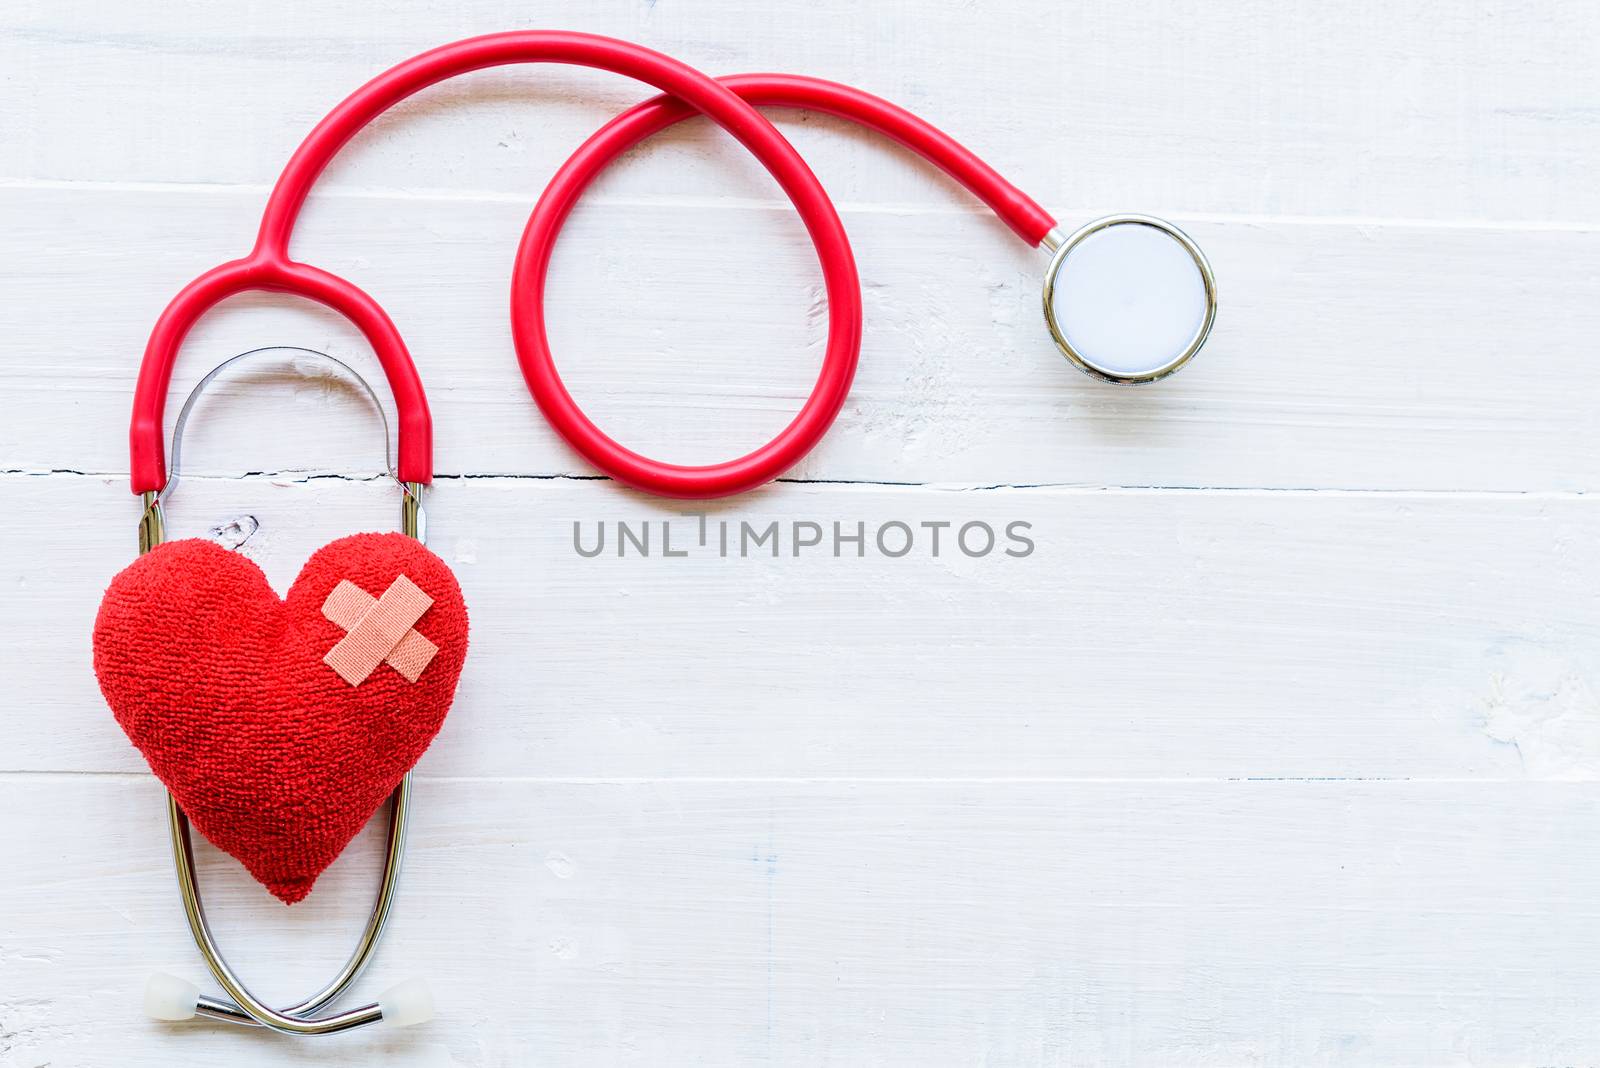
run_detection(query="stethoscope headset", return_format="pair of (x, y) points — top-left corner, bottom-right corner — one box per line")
(125, 31), (1217, 1035)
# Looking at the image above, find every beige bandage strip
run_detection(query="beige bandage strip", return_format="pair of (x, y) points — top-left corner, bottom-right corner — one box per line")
(321, 575), (438, 685)
(321, 580), (440, 681)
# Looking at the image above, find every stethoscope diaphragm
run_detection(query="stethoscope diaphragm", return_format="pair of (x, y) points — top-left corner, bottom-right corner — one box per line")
(1042, 214), (1217, 384)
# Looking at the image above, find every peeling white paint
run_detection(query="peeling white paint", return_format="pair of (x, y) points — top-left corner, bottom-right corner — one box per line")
(1480, 641), (1600, 780)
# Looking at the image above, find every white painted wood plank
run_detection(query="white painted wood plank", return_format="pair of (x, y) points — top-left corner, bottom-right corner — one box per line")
(6, 186), (1600, 492)
(3, 776), (1597, 1066)
(5, 0), (1598, 225)
(15, 472), (1600, 781)
(6, 4), (1599, 1064)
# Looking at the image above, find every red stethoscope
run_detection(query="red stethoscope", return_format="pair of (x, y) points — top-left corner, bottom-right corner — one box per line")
(131, 31), (1216, 1034)
(132, 30), (1217, 505)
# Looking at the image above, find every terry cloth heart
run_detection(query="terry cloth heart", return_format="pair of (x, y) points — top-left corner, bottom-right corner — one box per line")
(92, 532), (468, 904)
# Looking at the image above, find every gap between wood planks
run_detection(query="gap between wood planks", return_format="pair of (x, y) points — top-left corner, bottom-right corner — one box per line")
(10, 467), (1600, 498)
(0, 770), (1525, 783)
(5, 176), (1600, 235)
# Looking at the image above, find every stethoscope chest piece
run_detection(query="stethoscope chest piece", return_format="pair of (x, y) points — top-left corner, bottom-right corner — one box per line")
(1041, 214), (1217, 384)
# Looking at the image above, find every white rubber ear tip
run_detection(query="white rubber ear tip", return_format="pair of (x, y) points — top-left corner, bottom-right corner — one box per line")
(144, 972), (199, 1021)
(379, 977), (434, 1027)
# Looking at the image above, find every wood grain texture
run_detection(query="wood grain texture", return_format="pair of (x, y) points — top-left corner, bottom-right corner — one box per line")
(5, 0), (1599, 224)
(4, 778), (1599, 1067)
(5, 187), (1600, 491)
(4, 0), (1599, 1064)
(13, 472), (1600, 784)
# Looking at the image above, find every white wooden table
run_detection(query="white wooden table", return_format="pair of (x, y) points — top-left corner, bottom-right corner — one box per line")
(4, 2), (1599, 1064)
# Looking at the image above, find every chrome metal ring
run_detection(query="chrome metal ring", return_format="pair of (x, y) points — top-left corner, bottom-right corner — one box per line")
(1041, 214), (1217, 385)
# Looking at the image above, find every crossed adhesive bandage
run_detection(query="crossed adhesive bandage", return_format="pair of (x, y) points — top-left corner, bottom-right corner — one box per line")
(321, 575), (438, 685)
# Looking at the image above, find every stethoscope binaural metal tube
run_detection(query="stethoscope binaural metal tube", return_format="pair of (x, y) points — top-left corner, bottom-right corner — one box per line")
(137, 350), (432, 1034)
(129, 33), (862, 1037)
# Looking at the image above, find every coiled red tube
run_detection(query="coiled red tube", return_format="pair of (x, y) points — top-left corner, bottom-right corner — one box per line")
(132, 38), (1056, 499)
(129, 32), (861, 495)
(511, 73), (1055, 497)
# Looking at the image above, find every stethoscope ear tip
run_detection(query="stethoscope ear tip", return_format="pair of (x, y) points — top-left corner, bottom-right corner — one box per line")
(144, 972), (200, 1021)
(378, 977), (435, 1028)
(143, 971), (434, 1029)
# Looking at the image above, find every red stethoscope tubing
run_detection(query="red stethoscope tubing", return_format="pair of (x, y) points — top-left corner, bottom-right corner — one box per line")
(510, 73), (1055, 498)
(526, 73), (1055, 247)
(131, 35), (1057, 500)
(129, 31), (860, 494)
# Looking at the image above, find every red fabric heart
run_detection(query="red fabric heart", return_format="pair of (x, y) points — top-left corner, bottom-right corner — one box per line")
(92, 532), (468, 904)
